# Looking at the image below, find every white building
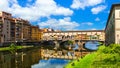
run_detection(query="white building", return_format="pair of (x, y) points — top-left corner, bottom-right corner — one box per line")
(105, 4), (120, 45)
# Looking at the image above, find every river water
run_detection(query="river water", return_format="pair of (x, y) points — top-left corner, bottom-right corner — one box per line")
(0, 41), (99, 68)
(0, 48), (69, 68)
(32, 59), (69, 68)
(85, 41), (100, 50)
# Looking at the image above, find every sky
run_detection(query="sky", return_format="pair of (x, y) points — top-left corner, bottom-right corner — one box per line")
(0, 0), (120, 31)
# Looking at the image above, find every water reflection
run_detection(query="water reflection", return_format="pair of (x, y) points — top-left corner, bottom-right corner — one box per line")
(0, 48), (41, 68)
(85, 41), (99, 50)
(0, 48), (69, 68)
(0, 41), (97, 68)
(32, 59), (69, 68)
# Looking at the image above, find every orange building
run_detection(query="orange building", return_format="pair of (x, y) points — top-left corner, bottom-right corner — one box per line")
(31, 26), (41, 42)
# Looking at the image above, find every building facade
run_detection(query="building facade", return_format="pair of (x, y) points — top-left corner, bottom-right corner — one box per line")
(105, 4), (120, 45)
(0, 11), (32, 44)
(22, 20), (31, 42)
(43, 30), (105, 41)
(0, 11), (13, 44)
(31, 26), (41, 42)
(0, 11), (42, 46)
(13, 18), (31, 42)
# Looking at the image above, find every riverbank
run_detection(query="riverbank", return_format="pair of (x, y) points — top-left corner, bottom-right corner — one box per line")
(64, 44), (120, 68)
(0, 46), (34, 51)
(64, 53), (96, 68)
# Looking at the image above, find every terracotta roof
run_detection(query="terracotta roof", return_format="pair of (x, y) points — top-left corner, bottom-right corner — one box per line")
(44, 30), (104, 33)
(0, 11), (12, 15)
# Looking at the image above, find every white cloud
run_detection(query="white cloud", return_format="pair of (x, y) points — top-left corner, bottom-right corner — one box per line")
(71, 0), (105, 9)
(38, 17), (80, 30)
(81, 22), (93, 26)
(95, 17), (100, 21)
(91, 28), (97, 30)
(0, 0), (9, 11)
(0, 0), (73, 22)
(91, 5), (107, 14)
(70, 0), (82, 9)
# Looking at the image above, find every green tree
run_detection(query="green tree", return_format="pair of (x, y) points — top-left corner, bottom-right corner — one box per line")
(9, 43), (18, 54)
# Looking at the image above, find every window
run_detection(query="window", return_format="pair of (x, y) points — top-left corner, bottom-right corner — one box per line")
(119, 11), (120, 17)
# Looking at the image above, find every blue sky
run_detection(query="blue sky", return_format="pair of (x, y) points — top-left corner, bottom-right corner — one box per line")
(0, 0), (120, 30)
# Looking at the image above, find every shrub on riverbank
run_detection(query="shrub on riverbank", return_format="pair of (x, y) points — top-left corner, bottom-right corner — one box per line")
(0, 44), (33, 52)
(92, 44), (120, 68)
(64, 53), (96, 68)
(9, 43), (22, 53)
(64, 44), (120, 68)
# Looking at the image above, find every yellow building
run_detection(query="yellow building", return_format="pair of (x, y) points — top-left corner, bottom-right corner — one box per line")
(39, 29), (43, 40)
(42, 28), (48, 32)
(22, 20), (31, 42)
(31, 26), (41, 42)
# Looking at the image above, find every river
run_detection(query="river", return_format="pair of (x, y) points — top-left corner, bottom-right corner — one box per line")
(0, 41), (100, 68)
(85, 41), (100, 50)
(0, 47), (69, 68)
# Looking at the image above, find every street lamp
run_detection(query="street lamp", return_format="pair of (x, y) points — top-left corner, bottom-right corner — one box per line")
(16, 41), (17, 45)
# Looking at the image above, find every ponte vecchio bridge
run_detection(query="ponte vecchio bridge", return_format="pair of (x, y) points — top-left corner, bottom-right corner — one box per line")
(41, 30), (105, 59)
(42, 30), (105, 42)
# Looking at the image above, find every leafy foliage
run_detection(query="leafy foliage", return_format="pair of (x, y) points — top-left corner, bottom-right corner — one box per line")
(67, 40), (74, 45)
(65, 53), (96, 68)
(97, 44), (120, 54)
(92, 44), (120, 67)
(9, 43), (19, 54)
(65, 44), (120, 68)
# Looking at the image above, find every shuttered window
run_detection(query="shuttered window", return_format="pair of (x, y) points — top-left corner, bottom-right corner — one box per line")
(119, 11), (120, 17)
